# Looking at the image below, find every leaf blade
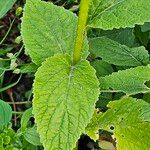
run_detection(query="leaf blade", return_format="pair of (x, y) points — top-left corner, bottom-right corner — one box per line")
(0, 0), (16, 18)
(86, 97), (150, 150)
(21, 0), (88, 65)
(89, 37), (149, 66)
(99, 65), (150, 95)
(33, 54), (99, 149)
(0, 100), (12, 127)
(88, 0), (150, 30)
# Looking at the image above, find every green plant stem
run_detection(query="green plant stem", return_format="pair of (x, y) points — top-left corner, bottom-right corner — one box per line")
(0, 74), (22, 93)
(12, 111), (24, 114)
(0, 18), (15, 46)
(73, 0), (91, 64)
(7, 101), (31, 105)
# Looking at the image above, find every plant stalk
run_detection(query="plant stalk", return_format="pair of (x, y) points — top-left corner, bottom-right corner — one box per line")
(73, 0), (91, 64)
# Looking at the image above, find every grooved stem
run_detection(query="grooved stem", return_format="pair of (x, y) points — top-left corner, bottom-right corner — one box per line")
(73, 0), (91, 64)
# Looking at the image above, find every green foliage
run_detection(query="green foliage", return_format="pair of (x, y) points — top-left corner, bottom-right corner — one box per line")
(21, 108), (41, 146)
(23, 126), (41, 146)
(89, 37), (149, 66)
(33, 54), (99, 149)
(21, 0), (89, 65)
(0, 100), (12, 128)
(19, 63), (38, 74)
(141, 22), (150, 32)
(90, 59), (113, 77)
(99, 65), (150, 95)
(0, 0), (16, 18)
(19, 0), (150, 149)
(88, 28), (135, 47)
(86, 97), (150, 150)
(88, 0), (150, 29)
(21, 108), (33, 131)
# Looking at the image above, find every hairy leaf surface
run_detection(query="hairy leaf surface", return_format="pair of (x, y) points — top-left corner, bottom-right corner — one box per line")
(89, 37), (149, 66)
(33, 54), (99, 149)
(88, 0), (150, 29)
(86, 97), (150, 150)
(88, 28), (135, 47)
(21, 0), (88, 65)
(99, 65), (150, 95)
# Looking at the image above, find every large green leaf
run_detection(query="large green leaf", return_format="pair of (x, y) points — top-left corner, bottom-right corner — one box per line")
(86, 97), (150, 150)
(33, 54), (99, 149)
(88, 28), (135, 47)
(0, 100), (12, 127)
(89, 37), (149, 66)
(88, 0), (150, 29)
(21, 0), (88, 65)
(0, 0), (16, 18)
(99, 65), (150, 95)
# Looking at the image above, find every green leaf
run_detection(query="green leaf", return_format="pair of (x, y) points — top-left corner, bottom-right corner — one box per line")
(88, 28), (135, 47)
(134, 25), (150, 46)
(0, 100), (12, 127)
(85, 111), (99, 141)
(23, 126), (41, 146)
(0, 0), (16, 18)
(19, 63), (38, 73)
(141, 106), (150, 122)
(90, 59), (113, 77)
(33, 54), (99, 149)
(87, 97), (150, 150)
(141, 22), (150, 32)
(22, 139), (38, 150)
(21, 108), (33, 131)
(0, 48), (12, 56)
(21, 108), (41, 146)
(21, 0), (89, 65)
(88, 0), (150, 30)
(89, 37), (149, 66)
(0, 60), (10, 75)
(99, 65), (150, 95)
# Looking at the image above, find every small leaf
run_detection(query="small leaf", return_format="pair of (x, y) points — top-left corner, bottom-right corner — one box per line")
(33, 54), (99, 149)
(21, 108), (33, 131)
(88, 0), (150, 29)
(0, 0), (16, 18)
(0, 60), (10, 75)
(99, 65), (150, 95)
(19, 63), (38, 74)
(141, 22), (150, 32)
(87, 97), (150, 150)
(0, 100), (12, 127)
(21, 108), (41, 146)
(23, 126), (42, 146)
(89, 37), (149, 66)
(21, 0), (88, 65)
